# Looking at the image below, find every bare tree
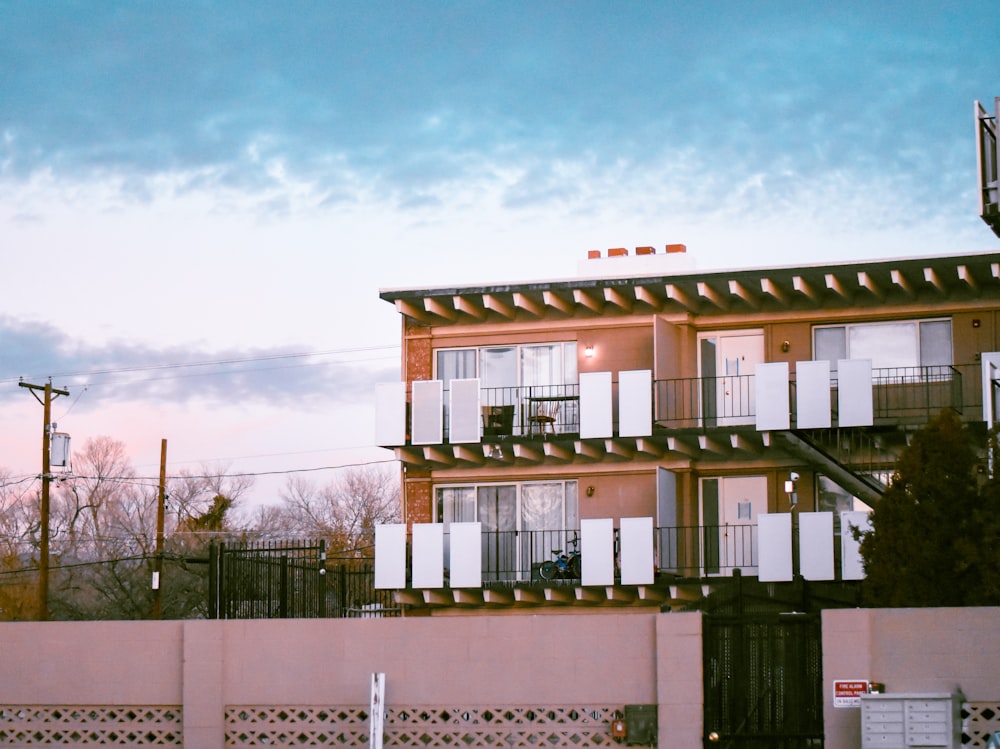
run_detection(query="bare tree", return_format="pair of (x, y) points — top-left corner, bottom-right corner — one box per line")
(267, 466), (400, 557)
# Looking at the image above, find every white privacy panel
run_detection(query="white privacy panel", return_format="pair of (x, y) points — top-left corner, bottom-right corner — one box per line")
(982, 353), (1000, 428)
(837, 359), (873, 427)
(580, 518), (615, 586)
(841, 511), (871, 580)
(448, 378), (481, 444)
(411, 523), (444, 589)
(619, 516), (655, 585)
(374, 382), (407, 447)
(411, 379), (444, 444)
(796, 360), (832, 428)
(755, 362), (790, 431)
(758, 513), (793, 582)
(374, 524), (407, 589)
(580, 371), (613, 438)
(618, 369), (652, 437)
(799, 512), (835, 581)
(449, 522), (482, 588)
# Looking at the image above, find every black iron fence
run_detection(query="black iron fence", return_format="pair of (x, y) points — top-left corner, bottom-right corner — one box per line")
(209, 540), (326, 619)
(325, 559), (400, 618)
(208, 541), (400, 619)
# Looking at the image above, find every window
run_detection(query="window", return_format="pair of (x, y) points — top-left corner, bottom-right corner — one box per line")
(436, 480), (578, 581)
(437, 343), (579, 434)
(436, 342), (578, 390)
(813, 319), (952, 373)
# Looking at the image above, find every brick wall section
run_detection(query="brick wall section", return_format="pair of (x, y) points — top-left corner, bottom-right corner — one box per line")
(404, 477), (433, 525)
(404, 319), (432, 382)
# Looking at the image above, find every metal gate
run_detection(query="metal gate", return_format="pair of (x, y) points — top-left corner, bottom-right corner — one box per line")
(702, 578), (824, 748)
(209, 540), (327, 619)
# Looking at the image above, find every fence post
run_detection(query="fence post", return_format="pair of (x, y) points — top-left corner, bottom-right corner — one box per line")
(318, 540), (327, 618)
(208, 541), (219, 620)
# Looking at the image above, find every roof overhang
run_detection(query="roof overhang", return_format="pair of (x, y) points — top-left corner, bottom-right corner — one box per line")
(380, 251), (1000, 325)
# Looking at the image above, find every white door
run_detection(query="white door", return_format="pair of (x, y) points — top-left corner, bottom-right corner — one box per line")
(700, 331), (764, 426)
(702, 475), (765, 575)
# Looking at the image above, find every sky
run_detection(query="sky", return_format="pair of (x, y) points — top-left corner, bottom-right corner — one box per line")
(2, 1), (999, 509)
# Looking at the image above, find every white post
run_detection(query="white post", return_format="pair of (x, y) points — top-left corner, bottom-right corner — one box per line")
(370, 672), (386, 749)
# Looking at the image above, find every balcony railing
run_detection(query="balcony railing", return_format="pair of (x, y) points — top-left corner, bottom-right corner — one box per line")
(434, 527), (761, 585)
(425, 364), (982, 444)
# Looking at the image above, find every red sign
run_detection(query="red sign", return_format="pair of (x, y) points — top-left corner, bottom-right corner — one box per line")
(833, 680), (869, 708)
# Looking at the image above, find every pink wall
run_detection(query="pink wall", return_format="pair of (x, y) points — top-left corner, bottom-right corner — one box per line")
(1, 608), (998, 748)
(822, 607), (1000, 749)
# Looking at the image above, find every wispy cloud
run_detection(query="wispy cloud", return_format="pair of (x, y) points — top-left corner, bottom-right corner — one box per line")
(0, 316), (398, 409)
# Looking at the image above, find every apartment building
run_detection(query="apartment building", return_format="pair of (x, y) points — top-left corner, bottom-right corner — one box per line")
(374, 246), (1000, 612)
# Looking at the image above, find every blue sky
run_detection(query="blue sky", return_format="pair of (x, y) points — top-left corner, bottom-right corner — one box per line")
(1, 1), (998, 507)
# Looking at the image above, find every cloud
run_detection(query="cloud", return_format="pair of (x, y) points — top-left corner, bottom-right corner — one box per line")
(2, 2), (996, 226)
(0, 316), (398, 409)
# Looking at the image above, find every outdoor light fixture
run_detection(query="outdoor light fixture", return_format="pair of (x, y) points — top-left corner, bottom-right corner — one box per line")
(584, 344), (595, 358)
(785, 472), (799, 506)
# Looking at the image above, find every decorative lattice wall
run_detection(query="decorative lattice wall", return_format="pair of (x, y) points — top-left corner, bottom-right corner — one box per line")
(0, 706), (182, 745)
(226, 705), (623, 747)
(964, 702), (1000, 747)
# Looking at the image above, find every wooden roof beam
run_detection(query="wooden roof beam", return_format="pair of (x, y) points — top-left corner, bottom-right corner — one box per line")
(573, 287), (605, 313)
(665, 283), (698, 312)
(424, 297), (457, 321)
(792, 275), (819, 303)
(452, 446), (487, 466)
(634, 438), (664, 459)
(728, 279), (760, 309)
(890, 269), (914, 297)
(512, 443), (544, 464)
(604, 286), (633, 312)
(958, 264), (978, 290)
(633, 285), (663, 310)
(395, 299), (435, 325)
(857, 271), (883, 300)
(697, 281), (727, 310)
(542, 289), (574, 315)
(543, 442), (575, 463)
(824, 273), (850, 300)
(483, 293), (515, 319)
(698, 434), (730, 455)
(512, 292), (544, 318)
(604, 440), (635, 460)
(422, 446), (456, 467)
(574, 440), (605, 461)
(760, 277), (787, 304)
(666, 435), (700, 458)
(924, 267), (946, 293)
(453, 295), (488, 320)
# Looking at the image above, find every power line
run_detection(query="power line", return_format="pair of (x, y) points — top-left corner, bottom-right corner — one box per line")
(0, 344), (400, 387)
(0, 456), (399, 492)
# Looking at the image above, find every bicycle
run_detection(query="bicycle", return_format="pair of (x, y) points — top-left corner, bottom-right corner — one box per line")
(539, 534), (581, 581)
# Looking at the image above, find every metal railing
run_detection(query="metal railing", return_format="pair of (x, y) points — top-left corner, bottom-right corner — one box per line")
(423, 363), (985, 444)
(450, 383), (581, 439)
(434, 527), (760, 585)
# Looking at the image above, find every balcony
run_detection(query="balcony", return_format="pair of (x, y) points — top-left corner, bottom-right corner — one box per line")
(391, 522), (860, 612)
(379, 364), (984, 459)
(451, 527), (757, 584)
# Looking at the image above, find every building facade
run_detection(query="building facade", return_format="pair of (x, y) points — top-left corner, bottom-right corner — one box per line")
(374, 246), (1000, 612)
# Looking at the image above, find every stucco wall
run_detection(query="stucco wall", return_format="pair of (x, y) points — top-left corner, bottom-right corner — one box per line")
(2, 608), (999, 748)
(822, 607), (1000, 749)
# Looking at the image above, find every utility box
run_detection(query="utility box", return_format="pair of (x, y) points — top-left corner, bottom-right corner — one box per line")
(623, 704), (657, 746)
(860, 692), (962, 749)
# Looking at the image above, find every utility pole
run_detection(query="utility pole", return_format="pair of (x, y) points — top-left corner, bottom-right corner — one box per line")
(19, 380), (70, 621)
(152, 439), (167, 619)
